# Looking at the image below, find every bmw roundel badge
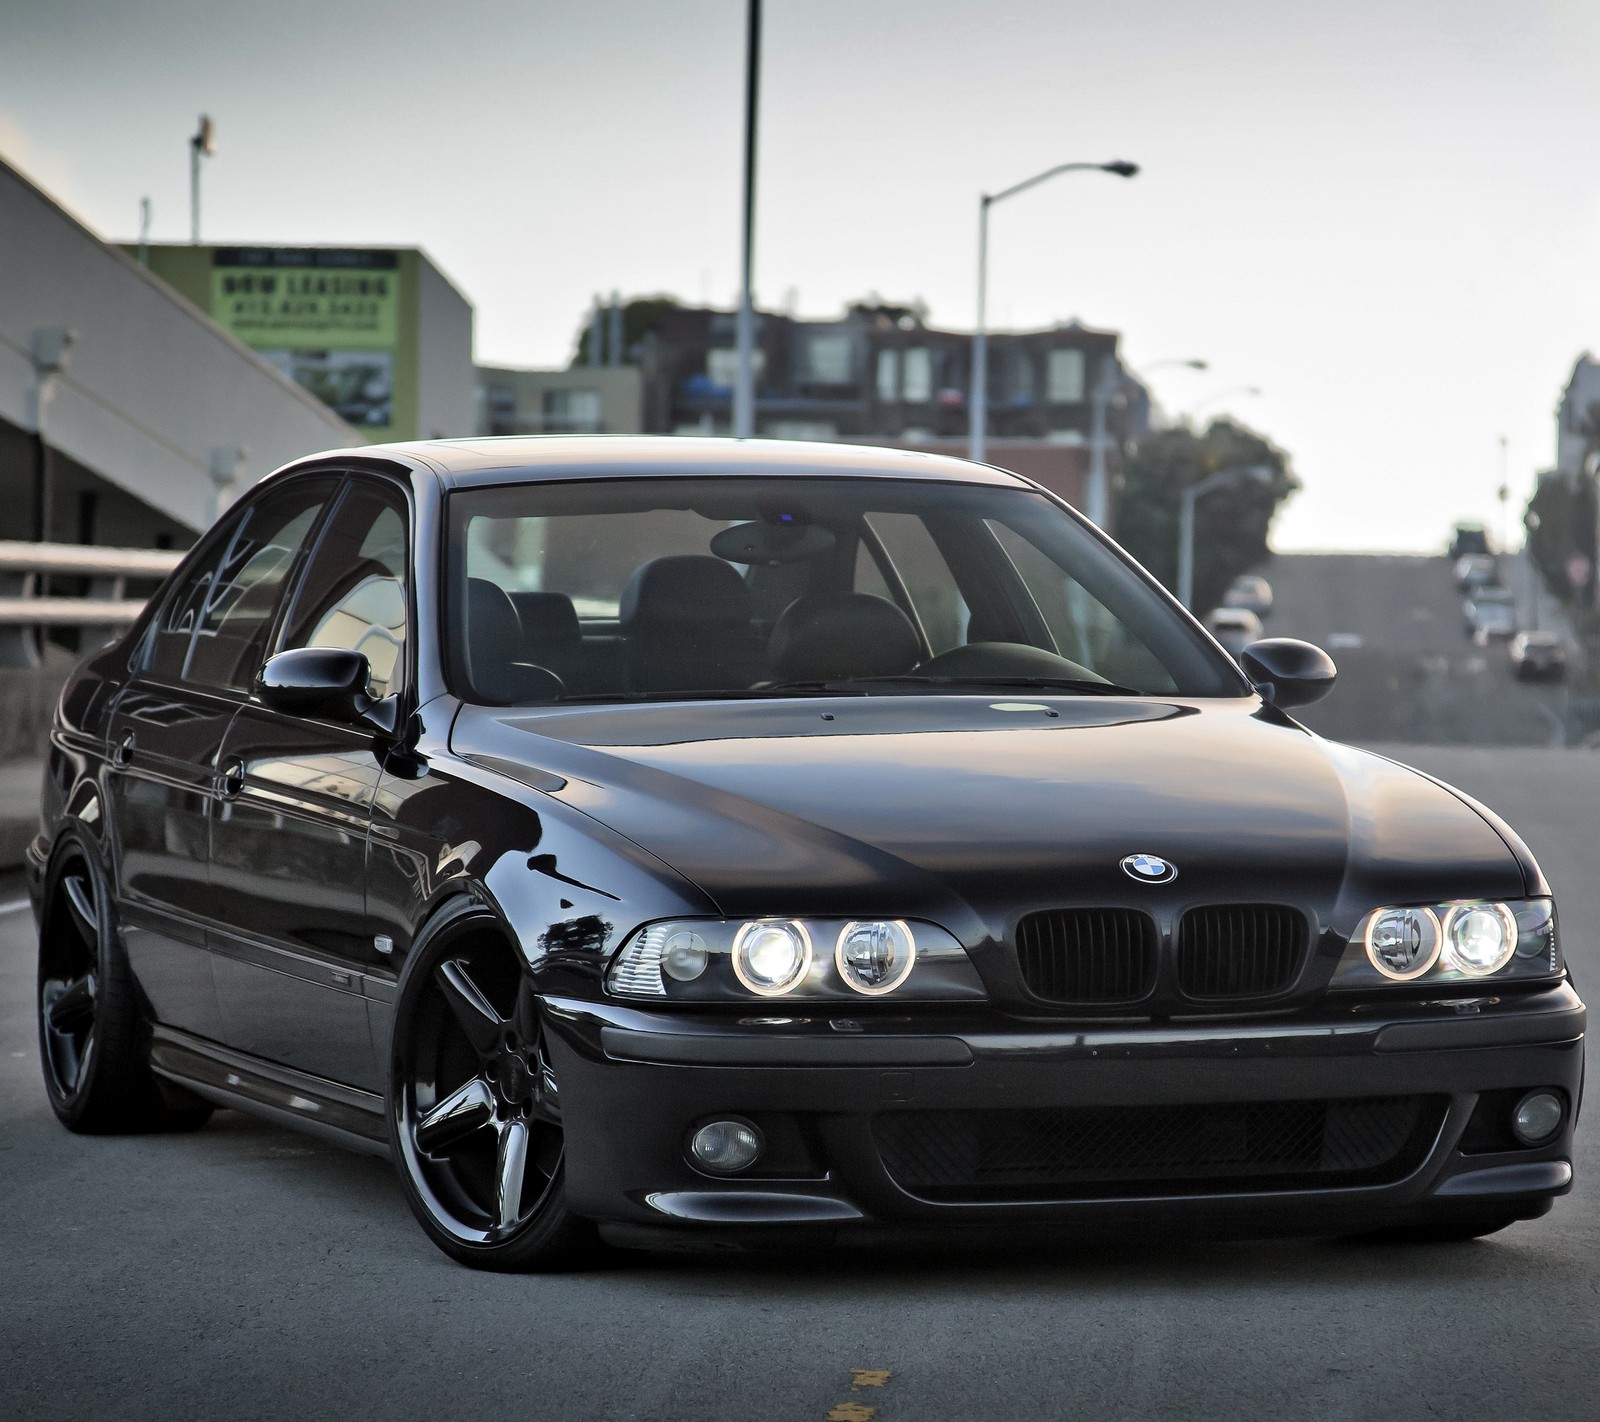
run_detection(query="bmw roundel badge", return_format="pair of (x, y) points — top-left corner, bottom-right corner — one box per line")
(1121, 853), (1177, 884)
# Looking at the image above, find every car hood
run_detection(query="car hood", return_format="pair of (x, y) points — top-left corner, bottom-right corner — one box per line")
(450, 696), (1526, 938)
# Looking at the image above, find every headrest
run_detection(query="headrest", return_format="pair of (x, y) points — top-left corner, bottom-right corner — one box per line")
(620, 555), (752, 628)
(466, 578), (523, 663)
(768, 592), (920, 683)
(509, 590), (580, 645)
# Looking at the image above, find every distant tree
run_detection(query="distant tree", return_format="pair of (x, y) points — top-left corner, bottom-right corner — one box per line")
(1112, 419), (1300, 614)
(572, 296), (683, 366)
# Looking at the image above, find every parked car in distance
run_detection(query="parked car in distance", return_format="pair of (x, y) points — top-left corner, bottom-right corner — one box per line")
(1511, 630), (1567, 682)
(1464, 587), (1517, 643)
(1454, 554), (1499, 591)
(30, 436), (1582, 1270)
(1222, 574), (1273, 618)
(1206, 606), (1266, 659)
(1449, 523), (1491, 560)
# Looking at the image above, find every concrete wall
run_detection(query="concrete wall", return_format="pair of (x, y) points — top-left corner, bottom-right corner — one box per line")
(0, 157), (355, 536)
(477, 364), (644, 435)
(417, 257), (476, 439)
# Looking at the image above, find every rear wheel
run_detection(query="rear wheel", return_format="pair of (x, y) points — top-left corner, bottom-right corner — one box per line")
(37, 841), (212, 1133)
(389, 912), (598, 1271)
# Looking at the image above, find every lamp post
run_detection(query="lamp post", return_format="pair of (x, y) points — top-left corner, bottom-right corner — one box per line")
(968, 158), (1137, 463)
(1177, 464), (1273, 611)
(189, 115), (215, 246)
(732, 0), (761, 439)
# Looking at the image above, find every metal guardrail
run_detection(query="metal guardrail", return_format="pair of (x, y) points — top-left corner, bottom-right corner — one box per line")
(0, 540), (182, 669)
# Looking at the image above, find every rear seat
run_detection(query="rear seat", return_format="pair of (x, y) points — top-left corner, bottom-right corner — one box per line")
(507, 590), (629, 696)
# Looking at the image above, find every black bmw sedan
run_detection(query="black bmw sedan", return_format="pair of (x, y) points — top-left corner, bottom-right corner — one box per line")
(31, 437), (1583, 1270)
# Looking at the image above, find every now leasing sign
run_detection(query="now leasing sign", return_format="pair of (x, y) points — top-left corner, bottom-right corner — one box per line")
(209, 248), (400, 349)
(209, 248), (401, 430)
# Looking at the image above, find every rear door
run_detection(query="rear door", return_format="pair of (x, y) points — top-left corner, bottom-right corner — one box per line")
(208, 475), (411, 1091)
(107, 478), (333, 1042)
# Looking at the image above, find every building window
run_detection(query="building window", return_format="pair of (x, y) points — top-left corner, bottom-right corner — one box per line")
(707, 347), (765, 389)
(1047, 348), (1086, 402)
(804, 333), (855, 384)
(903, 348), (933, 402)
(876, 349), (900, 402)
(542, 388), (603, 432)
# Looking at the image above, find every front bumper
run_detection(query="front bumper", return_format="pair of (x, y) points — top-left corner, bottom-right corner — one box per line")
(543, 983), (1584, 1246)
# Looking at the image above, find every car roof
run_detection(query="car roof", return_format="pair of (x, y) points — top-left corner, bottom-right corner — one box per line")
(276, 436), (1034, 491)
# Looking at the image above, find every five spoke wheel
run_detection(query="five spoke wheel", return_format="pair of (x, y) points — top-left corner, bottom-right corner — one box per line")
(39, 863), (102, 1104)
(393, 926), (577, 1259)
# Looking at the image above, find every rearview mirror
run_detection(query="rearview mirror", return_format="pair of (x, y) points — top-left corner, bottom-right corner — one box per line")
(257, 647), (373, 722)
(1240, 638), (1337, 708)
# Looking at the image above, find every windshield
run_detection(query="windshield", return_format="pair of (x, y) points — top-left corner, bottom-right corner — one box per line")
(444, 475), (1245, 705)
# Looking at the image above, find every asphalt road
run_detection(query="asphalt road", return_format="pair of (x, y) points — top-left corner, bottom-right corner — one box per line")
(1259, 552), (1571, 746)
(1, 742), (1597, 1421)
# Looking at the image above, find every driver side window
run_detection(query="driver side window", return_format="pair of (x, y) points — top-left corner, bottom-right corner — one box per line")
(278, 481), (410, 699)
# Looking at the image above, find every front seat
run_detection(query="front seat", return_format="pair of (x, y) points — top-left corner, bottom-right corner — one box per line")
(464, 578), (563, 703)
(767, 591), (921, 683)
(619, 556), (764, 694)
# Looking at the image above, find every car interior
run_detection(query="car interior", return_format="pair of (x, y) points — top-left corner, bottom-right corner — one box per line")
(448, 479), (1210, 705)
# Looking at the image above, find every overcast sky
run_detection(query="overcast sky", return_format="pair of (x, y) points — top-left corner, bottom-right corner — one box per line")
(4, 0), (1598, 551)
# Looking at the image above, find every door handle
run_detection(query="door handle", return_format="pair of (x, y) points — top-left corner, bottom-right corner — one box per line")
(217, 756), (246, 800)
(112, 732), (135, 768)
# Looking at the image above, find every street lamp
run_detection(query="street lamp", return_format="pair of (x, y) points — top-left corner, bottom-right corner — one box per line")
(1177, 464), (1273, 611)
(190, 114), (215, 246)
(968, 158), (1138, 463)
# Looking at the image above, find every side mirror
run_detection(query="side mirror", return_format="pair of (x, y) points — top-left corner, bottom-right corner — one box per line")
(258, 647), (373, 722)
(1240, 638), (1337, 708)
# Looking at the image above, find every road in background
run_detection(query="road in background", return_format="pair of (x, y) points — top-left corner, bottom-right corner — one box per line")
(1, 745), (1596, 1421)
(1258, 553), (1570, 746)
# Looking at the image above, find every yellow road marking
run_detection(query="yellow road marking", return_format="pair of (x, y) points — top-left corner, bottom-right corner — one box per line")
(827, 1405), (876, 1422)
(850, 1371), (892, 1390)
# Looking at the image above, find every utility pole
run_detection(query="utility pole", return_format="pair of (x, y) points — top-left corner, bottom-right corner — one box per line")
(138, 198), (152, 265)
(732, 0), (761, 439)
(1085, 355), (1120, 527)
(190, 115), (215, 245)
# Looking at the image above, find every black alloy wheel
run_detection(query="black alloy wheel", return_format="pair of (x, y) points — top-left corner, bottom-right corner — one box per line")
(391, 917), (596, 1270)
(37, 842), (211, 1133)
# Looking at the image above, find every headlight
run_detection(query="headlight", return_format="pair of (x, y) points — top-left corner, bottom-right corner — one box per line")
(1364, 907), (1441, 980)
(1442, 903), (1516, 976)
(835, 920), (916, 995)
(732, 920), (813, 996)
(1334, 898), (1561, 989)
(605, 917), (985, 1002)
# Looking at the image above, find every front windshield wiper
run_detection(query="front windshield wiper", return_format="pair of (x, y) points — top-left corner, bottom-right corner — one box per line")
(760, 675), (1143, 697)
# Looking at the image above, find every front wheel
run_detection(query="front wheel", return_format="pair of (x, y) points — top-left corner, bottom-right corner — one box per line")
(388, 909), (599, 1271)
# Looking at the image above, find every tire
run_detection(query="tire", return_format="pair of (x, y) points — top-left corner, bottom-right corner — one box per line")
(388, 903), (599, 1271)
(37, 838), (213, 1134)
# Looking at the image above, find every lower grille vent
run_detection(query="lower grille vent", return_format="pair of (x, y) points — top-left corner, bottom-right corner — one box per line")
(874, 1096), (1442, 1202)
(1177, 904), (1308, 999)
(1015, 908), (1156, 1004)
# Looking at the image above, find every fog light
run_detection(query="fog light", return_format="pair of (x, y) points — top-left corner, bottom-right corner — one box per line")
(1511, 1090), (1564, 1145)
(688, 1119), (764, 1175)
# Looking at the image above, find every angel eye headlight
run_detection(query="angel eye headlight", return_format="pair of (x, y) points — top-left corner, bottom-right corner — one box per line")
(835, 920), (916, 995)
(1442, 903), (1517, 976)
(731, 920), (812, 996)
(1364, 906), (1441, 980)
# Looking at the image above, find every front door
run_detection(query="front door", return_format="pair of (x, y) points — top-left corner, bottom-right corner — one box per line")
(209, 476), (411, 1092)
(108, 478), (332, 1042)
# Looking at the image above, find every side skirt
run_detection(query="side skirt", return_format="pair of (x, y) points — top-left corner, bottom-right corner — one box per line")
(150, 1024), (392, 1159)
